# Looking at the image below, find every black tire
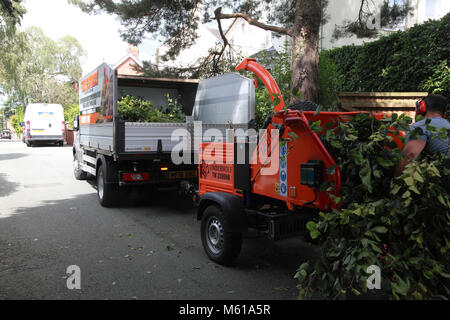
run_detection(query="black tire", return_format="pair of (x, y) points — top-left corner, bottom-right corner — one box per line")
(201, 205), (242, 266)
(97, 164), (120, 207)
(262, 101), (319, 129)
(73, 154), (87, 180)
(288, 101), (319, 112)
(58, 141), (63, 147)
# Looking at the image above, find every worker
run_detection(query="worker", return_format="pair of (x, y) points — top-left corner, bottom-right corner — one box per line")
(395, 94), (449, 176)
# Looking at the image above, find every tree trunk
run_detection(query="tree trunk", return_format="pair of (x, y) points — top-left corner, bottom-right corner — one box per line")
(290, 0), (322, 104)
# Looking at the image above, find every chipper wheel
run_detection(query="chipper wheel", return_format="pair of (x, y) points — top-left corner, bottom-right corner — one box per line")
(201, 205), (242, 266)
(287, 100), (319, 112)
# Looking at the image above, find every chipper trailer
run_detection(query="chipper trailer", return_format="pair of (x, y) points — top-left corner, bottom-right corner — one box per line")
(196, 58), (404, 265)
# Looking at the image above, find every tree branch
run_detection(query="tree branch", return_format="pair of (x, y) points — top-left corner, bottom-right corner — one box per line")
(212, 8), (231, 70)
(214, 7), (293, 37)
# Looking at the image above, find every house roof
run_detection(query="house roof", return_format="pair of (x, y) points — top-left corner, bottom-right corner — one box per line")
(113, 54), (143, 70)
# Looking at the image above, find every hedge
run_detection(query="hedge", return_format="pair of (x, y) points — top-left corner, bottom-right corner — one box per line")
(319, 13), (450, 109)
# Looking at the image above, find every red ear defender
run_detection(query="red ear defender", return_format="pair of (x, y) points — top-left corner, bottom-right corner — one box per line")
(416, 99), (427, 115)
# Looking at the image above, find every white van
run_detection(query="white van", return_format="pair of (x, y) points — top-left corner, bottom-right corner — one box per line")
(23, 103), (65, 147)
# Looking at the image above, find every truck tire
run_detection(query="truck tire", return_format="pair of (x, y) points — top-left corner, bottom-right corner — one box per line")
(73, 154), (87, 180)
(201, 205), (242, 266)
(97, 164), (119, 207)
(288, 101), (319, 112)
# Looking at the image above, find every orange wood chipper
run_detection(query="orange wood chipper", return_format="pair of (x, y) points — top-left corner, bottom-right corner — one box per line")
(196, 58), (404, 265)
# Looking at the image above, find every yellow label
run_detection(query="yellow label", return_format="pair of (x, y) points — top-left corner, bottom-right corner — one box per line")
(275, 183), (280, 194)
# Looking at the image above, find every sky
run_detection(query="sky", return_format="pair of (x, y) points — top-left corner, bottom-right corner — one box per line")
(20, 0), (160, 75)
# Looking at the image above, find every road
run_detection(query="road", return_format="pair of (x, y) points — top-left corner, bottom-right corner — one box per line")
(0, 141), (319, 300)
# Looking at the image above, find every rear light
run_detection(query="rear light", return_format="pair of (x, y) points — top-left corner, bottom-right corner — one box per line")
(121, 172), (150, 182)
(61, 121), (65, 132)
(160, 167), (168, 171)
(26, 121), (30, 132)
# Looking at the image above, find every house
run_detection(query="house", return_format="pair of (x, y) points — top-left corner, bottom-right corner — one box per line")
(113, 44), (144, 76)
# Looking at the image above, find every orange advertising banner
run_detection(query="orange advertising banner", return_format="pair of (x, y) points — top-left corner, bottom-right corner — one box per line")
(80, 113), (100, 125)
(81, 71), (99, 92)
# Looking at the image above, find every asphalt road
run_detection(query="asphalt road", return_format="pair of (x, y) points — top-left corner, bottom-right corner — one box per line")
(0, 140), (319, 300)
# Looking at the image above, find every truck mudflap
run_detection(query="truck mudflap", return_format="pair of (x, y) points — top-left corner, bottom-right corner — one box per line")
(197, 192), (247, 234)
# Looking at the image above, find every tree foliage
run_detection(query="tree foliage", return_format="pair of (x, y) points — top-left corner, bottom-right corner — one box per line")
(296, 113), (450, 299)
(0, 0), (27, 96)
(68, 0), (328, 103)
(68, 0), (202, 61)
(1, 25), (85, 134)
(3, 27), (84, 110)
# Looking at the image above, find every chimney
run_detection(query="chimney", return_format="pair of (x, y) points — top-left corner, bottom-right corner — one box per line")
(127, 43), (139, 60)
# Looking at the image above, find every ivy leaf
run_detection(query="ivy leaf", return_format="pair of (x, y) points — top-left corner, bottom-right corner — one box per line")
(359, 161), (372, 192)
(330, 140), (343, 149)
(372, 226), (388, 233)
(404, 177), (414, 187)
(376, 157), (394, 168)
(306, 221), (317, 231)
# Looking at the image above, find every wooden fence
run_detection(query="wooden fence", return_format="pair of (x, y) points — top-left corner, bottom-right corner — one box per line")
(338, 92), (428, 119)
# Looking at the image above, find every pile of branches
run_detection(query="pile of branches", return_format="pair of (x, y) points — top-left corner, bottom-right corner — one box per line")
(296, 113), (450, 299)
(118, 95), (185, 123)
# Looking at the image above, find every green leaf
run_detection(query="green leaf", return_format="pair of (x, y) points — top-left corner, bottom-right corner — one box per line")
(404, 177), (414, 187)
(376, 157), (394, 168)
(372, 226), (388, 233)
(391, 184), (401, 195)
(306, 221), (317, 231)
(330, 140), (343, 149)
(359, 161), (372, 192)
(351, 288), (361, 296)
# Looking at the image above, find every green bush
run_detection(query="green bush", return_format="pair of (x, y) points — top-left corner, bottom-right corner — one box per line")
(319, 13), (450, 98)
(164, 93), (186, 123)
(9, 106), (24, 137)
(296, 113), (450, 300)
(64, 103), (79, 128)
(118, 95), (186, 123)
(420, 60), (450, 99)
(318, 52), (341, 110)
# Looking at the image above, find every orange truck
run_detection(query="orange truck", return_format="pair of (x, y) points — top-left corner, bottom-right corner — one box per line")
(196, 58), (404, 265)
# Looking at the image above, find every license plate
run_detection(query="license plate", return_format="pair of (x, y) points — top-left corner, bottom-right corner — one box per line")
(168, 170), (197, 179)
(32, 129), (44, 132)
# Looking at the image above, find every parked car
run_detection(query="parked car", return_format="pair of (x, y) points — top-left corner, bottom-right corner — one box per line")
(23, 103), (65, 147)
(1, 129), (11, 139)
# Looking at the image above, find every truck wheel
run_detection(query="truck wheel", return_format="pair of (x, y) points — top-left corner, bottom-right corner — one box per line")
(201, 205), (242, 266)
(73, 154), (87, 180)
(97, 164), (119, 207)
